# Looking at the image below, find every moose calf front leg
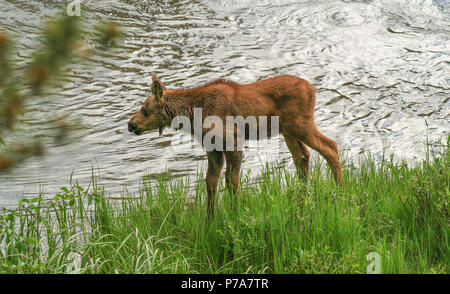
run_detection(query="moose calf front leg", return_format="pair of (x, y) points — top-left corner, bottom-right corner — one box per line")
(206, 151), (224, 218)
(224, 151), (242, 209)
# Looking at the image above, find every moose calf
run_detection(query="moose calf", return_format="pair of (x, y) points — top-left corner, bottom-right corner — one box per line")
(128, 73), (343, 217)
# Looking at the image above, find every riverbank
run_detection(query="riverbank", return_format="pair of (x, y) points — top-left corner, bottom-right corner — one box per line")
(0, 139), (448, 273)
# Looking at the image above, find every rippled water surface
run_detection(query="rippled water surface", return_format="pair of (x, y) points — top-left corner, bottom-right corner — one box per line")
(0, 0), (449, 207)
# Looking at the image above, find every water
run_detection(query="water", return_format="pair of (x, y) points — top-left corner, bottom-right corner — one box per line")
(0, 0), (449, 207)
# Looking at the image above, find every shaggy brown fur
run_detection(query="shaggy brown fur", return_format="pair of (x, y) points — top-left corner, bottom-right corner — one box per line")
(128, 73), (344, 217)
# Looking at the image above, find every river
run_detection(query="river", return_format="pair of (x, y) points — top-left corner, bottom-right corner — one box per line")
(0, 0), (449, 207)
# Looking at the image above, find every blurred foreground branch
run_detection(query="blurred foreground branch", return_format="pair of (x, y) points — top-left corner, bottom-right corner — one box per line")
(0, 11), (122, 173)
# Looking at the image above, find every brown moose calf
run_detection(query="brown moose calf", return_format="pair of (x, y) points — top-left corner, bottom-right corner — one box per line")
(128, 73), (344, 217)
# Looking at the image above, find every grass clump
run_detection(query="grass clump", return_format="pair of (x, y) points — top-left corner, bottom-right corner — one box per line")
(0, 139), (448, 273)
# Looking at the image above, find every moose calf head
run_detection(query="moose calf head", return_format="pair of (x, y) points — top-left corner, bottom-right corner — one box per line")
(128, 73), (167, 136)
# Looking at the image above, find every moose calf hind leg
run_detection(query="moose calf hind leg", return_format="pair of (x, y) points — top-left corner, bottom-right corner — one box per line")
(301, 128), (344, 185)
(283, 134), (310, 180)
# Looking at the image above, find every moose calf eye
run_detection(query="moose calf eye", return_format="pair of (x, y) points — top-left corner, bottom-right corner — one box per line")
(141, 108), (148, 116)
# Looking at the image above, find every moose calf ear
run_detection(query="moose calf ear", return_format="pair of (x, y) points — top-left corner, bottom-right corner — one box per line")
(151, 73), (166, 102)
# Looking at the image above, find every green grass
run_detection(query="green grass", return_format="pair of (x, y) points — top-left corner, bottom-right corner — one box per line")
(0, 139), (448, 273)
